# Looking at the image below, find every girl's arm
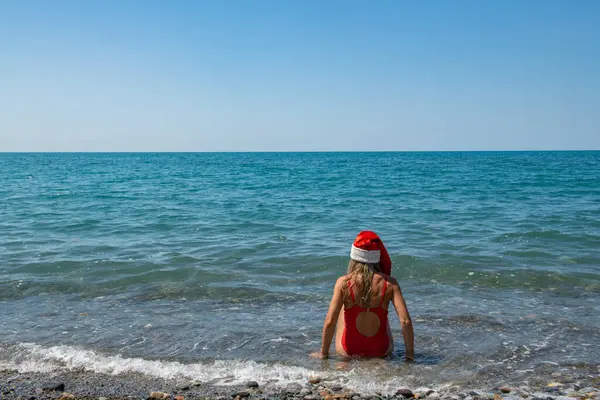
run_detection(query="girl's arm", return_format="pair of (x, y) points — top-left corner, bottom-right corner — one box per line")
(390, 278), (414, 361)
(318, 277), (345, 358)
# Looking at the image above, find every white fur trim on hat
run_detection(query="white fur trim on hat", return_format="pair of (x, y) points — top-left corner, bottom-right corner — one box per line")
(350, 245), (381, 264)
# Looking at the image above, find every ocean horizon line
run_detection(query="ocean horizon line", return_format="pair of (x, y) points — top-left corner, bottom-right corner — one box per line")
(1, 149), (599, 154)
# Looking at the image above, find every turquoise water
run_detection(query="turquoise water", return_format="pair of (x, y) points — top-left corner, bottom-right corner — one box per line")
(1, 152), (599, 392)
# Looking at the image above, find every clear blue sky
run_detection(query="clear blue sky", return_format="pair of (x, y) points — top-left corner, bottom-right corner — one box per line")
(1, 0), (599, 151)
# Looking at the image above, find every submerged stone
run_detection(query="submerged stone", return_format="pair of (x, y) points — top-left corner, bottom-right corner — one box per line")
(397, 389), (414, 398)
(531, 392), (554, 400)
(42, 383), (65, 392)
(416, 389), (435, 397)
(150, 392), (170, 399)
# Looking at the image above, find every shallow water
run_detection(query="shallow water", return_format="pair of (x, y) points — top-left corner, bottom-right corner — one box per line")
(1, 152), (599, 392)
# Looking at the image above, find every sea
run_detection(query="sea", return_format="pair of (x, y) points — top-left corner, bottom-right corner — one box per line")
(1, 152), (599, 394)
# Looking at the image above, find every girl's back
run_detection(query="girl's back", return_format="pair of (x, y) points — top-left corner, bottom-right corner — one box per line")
(338, 272), (391, 357)
(343, 273), (390, 309)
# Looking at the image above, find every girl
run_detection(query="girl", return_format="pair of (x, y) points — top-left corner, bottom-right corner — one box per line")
(314, 231), (414, 360)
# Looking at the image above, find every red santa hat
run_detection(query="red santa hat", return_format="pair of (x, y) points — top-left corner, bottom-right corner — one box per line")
(350, 231), (392, 275)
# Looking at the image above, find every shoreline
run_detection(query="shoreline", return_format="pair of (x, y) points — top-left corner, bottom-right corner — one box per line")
(1, 369), (598, 400)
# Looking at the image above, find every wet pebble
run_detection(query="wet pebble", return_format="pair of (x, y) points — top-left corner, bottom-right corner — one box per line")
(304, 396), (319, 400)
(42, 383), (65, 392)
(417, 388), (435, 396)
(233, 391), (251, 398)
(469, 391), (485, 397)
(58, 393), (75, 400)
(150, 392), (170, 399)
(501, 396), (522, 400)
(531, 392), (554, 400)
(309, 377), (322, 385)
(246, 381), (259, 389)
(550, 390), (566, 395)
(332, 385), (343, 392)
(396, 388), (414, 398)
(499, 387), (511, 394)
(428, 392), (440, 400)
(581, 388), (598, 394)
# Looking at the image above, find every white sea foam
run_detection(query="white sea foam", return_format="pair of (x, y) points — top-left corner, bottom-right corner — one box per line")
(0, 343), (413, 395)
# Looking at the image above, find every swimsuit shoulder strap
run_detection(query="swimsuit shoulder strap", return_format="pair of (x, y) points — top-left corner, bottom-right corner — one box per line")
(347, 279), (356, 303)
(379, 279), (388, 307)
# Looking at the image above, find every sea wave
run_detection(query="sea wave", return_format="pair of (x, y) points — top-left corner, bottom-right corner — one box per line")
(1, 253), (599, 301)
(0, 343), (416, 395)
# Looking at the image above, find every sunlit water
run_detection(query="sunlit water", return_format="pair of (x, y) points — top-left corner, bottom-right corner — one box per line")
(1, 152), (599, 393)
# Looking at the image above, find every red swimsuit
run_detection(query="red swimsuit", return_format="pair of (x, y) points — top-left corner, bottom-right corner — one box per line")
(341, 279), (390, 357)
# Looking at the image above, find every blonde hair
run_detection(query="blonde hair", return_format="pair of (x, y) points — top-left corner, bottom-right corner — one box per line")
(343, 259), (381, 307)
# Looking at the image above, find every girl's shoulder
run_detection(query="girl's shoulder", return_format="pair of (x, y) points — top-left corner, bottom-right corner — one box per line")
(335, 274), (351, 287)
(376, 273), (399, 286)
(335, 274), (357, 290)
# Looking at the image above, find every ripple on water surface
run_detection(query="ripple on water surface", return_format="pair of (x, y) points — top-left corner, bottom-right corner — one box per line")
(0, 152), (599, 388)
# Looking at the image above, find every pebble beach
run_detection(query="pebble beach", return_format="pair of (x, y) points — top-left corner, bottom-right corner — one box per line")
(1, 367), (599, 400)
